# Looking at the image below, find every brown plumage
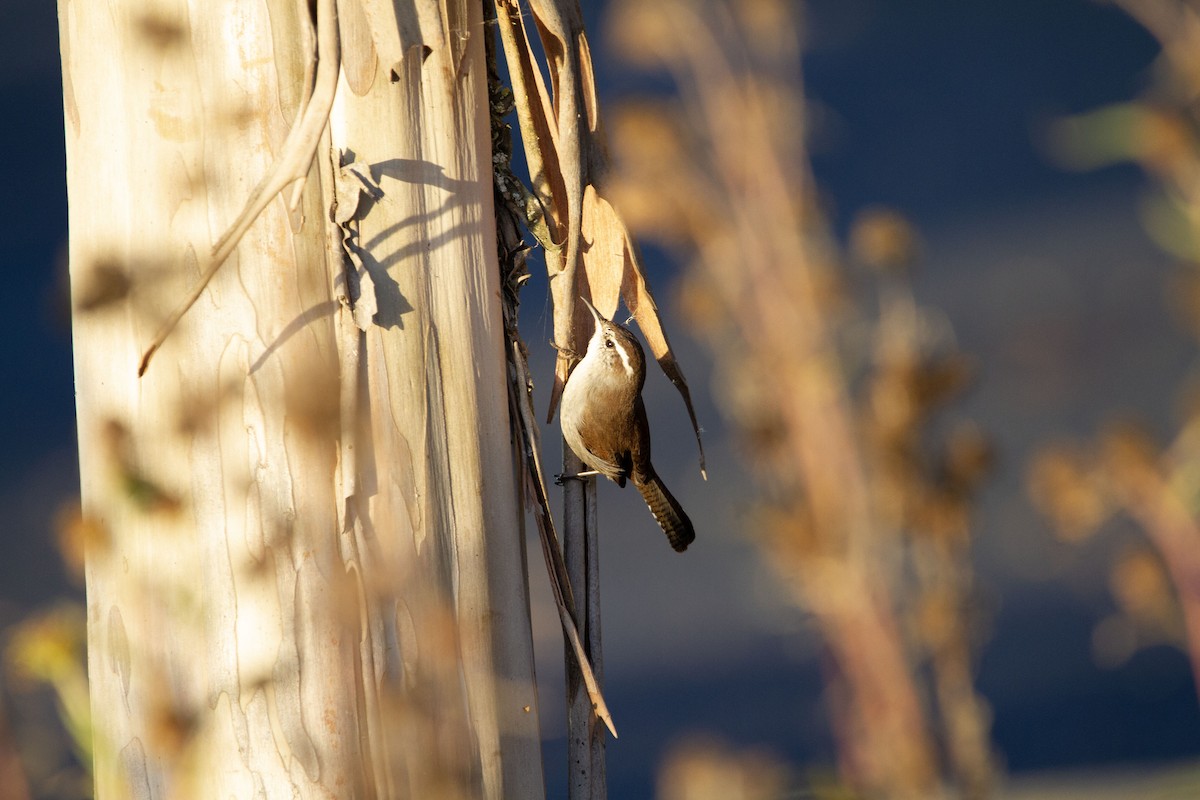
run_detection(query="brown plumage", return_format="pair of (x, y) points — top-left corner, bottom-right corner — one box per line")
(560, 298), (695, 552)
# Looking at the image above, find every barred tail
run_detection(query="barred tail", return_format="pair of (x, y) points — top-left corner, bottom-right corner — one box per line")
(634, 471), (695, 552)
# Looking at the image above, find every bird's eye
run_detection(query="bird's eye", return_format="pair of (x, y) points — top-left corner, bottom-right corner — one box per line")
(605, 339), (614, 348)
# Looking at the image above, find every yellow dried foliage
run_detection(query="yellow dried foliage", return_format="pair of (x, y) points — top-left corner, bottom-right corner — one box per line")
(54, 503), (109, 581)
(1028, 445), (1111, 541)
(657, 738), (791, 800)
(1110, 546), (1179, 633)
(849, 207), (921, 274)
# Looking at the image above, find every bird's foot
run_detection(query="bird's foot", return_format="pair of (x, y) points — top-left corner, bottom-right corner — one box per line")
(553, 470), (601, 485)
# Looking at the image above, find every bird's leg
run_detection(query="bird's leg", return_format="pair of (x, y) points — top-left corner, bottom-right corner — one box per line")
(554, 470), (600, 485)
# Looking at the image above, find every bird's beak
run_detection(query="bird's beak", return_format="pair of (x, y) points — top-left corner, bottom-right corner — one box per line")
(580, 296), (605, 327)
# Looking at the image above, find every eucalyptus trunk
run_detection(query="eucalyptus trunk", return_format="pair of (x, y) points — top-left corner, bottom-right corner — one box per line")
(58, 0), (544, 797)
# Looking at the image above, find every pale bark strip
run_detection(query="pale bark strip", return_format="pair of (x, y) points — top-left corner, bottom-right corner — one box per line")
(326, 0), (545, 795)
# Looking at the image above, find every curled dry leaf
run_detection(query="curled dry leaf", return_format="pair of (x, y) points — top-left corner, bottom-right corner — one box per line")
(579, 186), (707, 477)
(496, 0), (705, 477)
(501, 0), (587, 415)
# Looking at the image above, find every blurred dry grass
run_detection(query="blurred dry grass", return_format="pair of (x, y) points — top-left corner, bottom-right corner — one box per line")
(1032, 0), (1200, 699)
(656, 738), (792, 800)
(1000, 760), (1200, 800)
(2, 600), (90, 800)
(607, 0), (994, 797)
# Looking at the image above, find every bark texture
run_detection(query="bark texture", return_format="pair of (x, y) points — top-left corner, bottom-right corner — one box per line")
(59, 0), (543, 797)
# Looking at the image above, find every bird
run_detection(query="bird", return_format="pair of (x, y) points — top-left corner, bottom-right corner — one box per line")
(558, 297), (695, 552)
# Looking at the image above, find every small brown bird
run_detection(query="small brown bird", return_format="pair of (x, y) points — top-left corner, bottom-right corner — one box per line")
(559, 297), (695, 552)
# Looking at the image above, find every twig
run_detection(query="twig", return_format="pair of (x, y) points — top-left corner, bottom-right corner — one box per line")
(508, 339), (617, 737)
(566, 470), (606, 800)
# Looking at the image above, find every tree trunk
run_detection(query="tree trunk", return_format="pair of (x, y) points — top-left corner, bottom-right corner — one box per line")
(58, 0), (543, 797)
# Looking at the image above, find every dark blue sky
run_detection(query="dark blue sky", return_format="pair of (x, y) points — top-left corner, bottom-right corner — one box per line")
(0, 1), (77, 611)
(6, 2), (1200, 798)
(802, 1), (1158, 219)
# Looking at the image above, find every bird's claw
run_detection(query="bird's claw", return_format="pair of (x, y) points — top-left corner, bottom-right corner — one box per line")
(555, 470), (599, 485)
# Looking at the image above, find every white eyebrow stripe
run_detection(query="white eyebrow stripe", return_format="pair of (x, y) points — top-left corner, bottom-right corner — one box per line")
(614, 336), (633, 376)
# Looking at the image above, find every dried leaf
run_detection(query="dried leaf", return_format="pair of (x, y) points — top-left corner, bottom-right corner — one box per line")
(494, 1), (574, 413)
(580, 185), (707, 477)
(333, 159), (381, 224)
(1099, 420), (1163, 504)
(504, 0), (591, 418)
(495, 4), (706, 759)
(75, 260), (133, 312)
(579, 185), (624, 325)
(494, 0), (566, 234)
(336, 0), (377, 95)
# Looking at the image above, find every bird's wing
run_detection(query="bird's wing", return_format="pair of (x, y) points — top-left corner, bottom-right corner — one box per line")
(575, 423), (632, 486)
